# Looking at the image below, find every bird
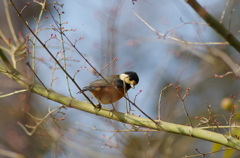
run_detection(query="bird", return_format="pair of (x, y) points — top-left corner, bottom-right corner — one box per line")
(80, 71), (139, 105)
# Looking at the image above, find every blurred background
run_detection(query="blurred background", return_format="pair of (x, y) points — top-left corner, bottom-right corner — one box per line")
(1, 0), (240, 157)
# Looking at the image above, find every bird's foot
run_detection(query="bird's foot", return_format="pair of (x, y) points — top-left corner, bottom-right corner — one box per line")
(95, 103), (102, 109)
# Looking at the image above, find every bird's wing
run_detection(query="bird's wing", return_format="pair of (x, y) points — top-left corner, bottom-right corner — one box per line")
(82, 75), (120, 91)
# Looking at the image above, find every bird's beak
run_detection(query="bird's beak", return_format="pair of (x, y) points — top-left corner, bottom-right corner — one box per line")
(130, 84), (135, 89)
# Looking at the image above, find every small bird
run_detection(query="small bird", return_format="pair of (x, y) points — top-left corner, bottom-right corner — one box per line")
(80, 71), (139, 105)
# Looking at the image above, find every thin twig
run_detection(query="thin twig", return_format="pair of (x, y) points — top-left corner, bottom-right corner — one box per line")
(227, 0), (236, 32)
(158, 83), (173, 120)
(220, 0), (230, 23)
(56, 6), (73, 97)
(100, 57), (118, 73)
(176, 86), (193, 127)
(31, 0), (47, 71)
(182, 148), (232, 158)
(163, 17), (208, 39)
(3, 0), (18, 44)
(0, 89), (28, 98)
(132, 9), (228, 46)
(26, 62), (47, 90)
(18, 105), (65, 136)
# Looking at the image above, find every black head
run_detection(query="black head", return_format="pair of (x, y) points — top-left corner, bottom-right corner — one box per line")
(119, 71), (139, 88)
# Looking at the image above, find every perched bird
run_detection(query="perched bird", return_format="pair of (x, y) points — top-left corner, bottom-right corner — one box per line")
(80, 71), (139, 105)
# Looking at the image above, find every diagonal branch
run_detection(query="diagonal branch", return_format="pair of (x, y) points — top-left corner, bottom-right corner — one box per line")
(185, 0), (240, 52)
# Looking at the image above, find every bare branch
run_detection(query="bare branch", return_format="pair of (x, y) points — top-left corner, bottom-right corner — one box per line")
(185, 0), (240, 52)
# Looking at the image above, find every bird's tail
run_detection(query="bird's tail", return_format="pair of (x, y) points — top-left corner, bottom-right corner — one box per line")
(77, 86), (90, 94)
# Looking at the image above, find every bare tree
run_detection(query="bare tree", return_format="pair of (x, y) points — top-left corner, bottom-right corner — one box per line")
(1, 0), (240, 157)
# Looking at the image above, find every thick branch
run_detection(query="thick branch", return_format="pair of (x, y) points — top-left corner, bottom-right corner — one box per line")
(185, 0), (240, 52)
(1, 63), (240, 150)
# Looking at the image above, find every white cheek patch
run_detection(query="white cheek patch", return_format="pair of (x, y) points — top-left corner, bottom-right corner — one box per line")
(119, 73), (129, 81)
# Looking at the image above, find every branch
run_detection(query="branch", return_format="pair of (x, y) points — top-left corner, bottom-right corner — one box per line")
(0, 48), (17, 74)
(1, 62), (240, 150)
(27, 84), (240, 150)
(0, 89), (28, 98)
(185, 0), (240, 53)
(0, 148), (25, 158)
(18, 105), (65, 136)
(132, 9), (228, 46)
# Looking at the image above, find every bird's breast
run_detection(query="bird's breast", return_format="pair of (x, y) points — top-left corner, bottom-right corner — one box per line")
(90, 86), (126, 104)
